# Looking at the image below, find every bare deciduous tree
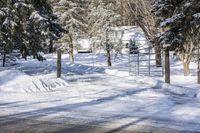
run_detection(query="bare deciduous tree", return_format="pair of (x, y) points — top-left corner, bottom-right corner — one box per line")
(119, 0), (162, 66)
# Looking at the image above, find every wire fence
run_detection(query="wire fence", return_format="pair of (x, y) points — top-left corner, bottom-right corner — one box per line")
(128, 41), (164, 77)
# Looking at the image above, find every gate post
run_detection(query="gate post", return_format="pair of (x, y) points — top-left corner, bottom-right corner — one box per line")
(128, 48), (131, 76)
(57, 49), (62, 78)
(165, 49), (170, 84)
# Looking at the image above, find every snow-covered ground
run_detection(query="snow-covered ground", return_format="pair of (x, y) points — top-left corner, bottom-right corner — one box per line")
(0, 53), (200, 132)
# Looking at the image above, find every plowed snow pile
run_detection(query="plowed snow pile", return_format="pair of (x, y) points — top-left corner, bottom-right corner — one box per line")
(0, 70), (67, 93)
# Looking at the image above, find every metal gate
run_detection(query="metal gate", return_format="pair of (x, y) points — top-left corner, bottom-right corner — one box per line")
(128, 41), (164, 77)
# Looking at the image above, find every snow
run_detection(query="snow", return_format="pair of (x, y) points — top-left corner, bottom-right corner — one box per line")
(105, 68), (197, 98)
(161, 14), (182, 27)
(0, 53), (200, 132)
(14, 2), (31, 9)
(0, 10), (5, 16)
(110, 26), (147, 45)
(30, 11), (47, 22)
(0, 70), (67, 93)
(77, 38), (92, 49)
(2, 18), (9, 26)
(193, 13), (200, 18)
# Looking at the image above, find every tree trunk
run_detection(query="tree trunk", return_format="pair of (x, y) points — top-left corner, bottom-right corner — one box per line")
(183, 62), (190, 76)
(198, 61), (200, 84)
(155, 45), (162, 67)
(198, 64), (200, 84)
(165, 49), (170, 84)
(105, 26), (112, 66)
(198, 47), (200, 84)
(49, 39), (53, 53)
(57, 50), (62, 78)
(69, 42), (74, 63)
(33, 55), (36, 59)
(106, 43), (112, 66)
(23, 51), (27, 60)
(22, 45), (28, 60)
(68, 34), (74, 63)
(2, 52), (6, 67)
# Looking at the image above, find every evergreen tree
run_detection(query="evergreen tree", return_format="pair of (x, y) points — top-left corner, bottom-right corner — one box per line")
(29, 0), (64, 55)
(0, 0), (17, 66)
(88, 0), (121, 66)
(0, 0), (63, 66)
(13, 0), (33, 60)
(52, 0), (87, 63)
(152, 0), (200, 75)
(88, 0), (120, 37)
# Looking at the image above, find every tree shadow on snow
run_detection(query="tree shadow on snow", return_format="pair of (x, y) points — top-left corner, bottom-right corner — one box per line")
(0, 84), (200, 132)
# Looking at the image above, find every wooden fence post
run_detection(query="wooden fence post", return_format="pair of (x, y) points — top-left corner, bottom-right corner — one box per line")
(57, 49), (61, 78)
(165, 49), (170, 84)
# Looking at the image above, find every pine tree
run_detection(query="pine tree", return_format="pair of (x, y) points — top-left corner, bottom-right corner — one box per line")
(152, 0), (200, 75)
(88, 0), (121, 66)
(0, 0), (63, 65)
(88, 0), (120, 37)
(52, 0), (87, 63)
(0, 0), (17, 66)
(13, 0), (33, 60)
(28, 0), (63, 55)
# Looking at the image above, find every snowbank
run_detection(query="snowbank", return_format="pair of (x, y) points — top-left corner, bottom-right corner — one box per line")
(0, 70), (67, 93)
(105, 69), (198, 98)
(1, 53), (199, 97)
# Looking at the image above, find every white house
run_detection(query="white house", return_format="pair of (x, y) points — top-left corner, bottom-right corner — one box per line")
(77, 38), (92, 53)
(109, 26), (148, 49)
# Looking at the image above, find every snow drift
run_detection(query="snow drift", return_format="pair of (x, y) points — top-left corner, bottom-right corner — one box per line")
(0, 70), (67, 93)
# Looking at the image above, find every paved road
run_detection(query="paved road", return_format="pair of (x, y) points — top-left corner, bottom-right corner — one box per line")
(0, 116), (194, 133)
(0, 74), (200, 133)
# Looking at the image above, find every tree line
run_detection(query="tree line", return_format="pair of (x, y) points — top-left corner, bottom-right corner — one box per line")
(1, 0), (200, 80)
(0, 0), (64, 66)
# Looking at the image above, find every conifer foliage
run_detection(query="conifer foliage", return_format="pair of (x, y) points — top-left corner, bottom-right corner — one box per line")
(152, 0), (200, 49)
(152, 0), (200, 75)
(52, 0), (87, 63)
(0, 0), (63, 66)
